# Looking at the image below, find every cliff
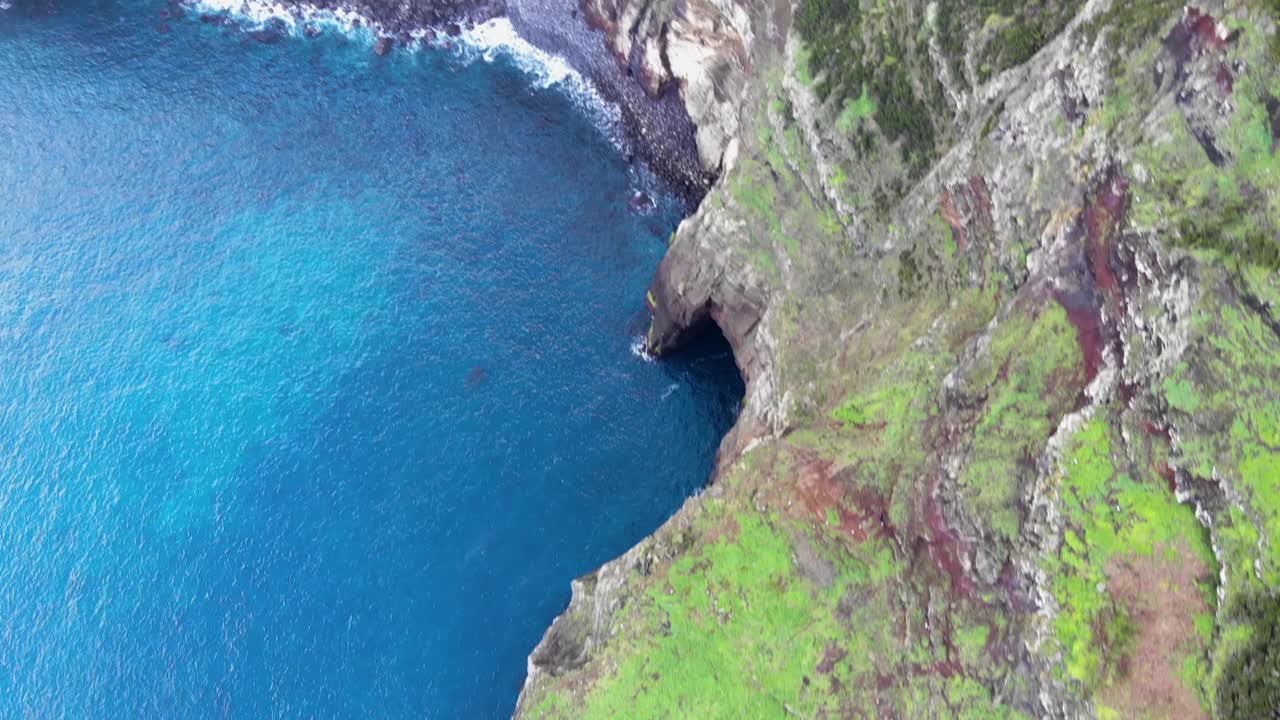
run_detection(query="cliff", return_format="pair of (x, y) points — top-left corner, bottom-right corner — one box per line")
(517, 0), (1280, 717)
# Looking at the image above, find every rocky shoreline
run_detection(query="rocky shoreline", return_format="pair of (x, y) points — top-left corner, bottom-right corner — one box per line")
(179, 0), (715, 199)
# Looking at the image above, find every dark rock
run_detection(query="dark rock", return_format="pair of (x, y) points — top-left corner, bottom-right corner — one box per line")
(1163, 6), (1232, 81)
(251, 29), (283, 44)
(529, 611), (590, 675)
(1216, 62), (1234, 95)
(1192, 127), (1227, 167)
(1053, 66), (1087, 123)
(445, 23), (462, 37)
(646, 237), (765, 388)
(627, 192), (654, 214)
(374, 36), (394, 56)
(1266, 93), (1280, 148)
(303, 23), (322, 38)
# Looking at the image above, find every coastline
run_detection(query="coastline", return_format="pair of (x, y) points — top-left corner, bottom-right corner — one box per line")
(172, 2), (747, 712)
(184, 0), (714, 200)
(0, 1), (742, 712)
(153, 0), (1280, 715)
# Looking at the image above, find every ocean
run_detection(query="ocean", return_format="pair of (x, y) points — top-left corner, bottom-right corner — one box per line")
(0, 2), (741, 716)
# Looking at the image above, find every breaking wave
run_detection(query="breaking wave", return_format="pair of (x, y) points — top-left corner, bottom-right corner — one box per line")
(189, 1), (626, 151)
(630, 334), (656, 363)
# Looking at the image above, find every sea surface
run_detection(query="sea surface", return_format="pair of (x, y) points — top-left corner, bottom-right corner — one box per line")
(0, 2), (742, 717)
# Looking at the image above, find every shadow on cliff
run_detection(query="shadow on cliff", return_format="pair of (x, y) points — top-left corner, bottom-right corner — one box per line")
(658, 322), (745, 409)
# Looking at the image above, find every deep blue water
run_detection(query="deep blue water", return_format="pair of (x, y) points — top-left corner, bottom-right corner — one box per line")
(0, 3), (741, 717)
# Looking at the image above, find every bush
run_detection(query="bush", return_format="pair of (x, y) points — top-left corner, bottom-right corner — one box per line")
(1215, 590), (1280, 718)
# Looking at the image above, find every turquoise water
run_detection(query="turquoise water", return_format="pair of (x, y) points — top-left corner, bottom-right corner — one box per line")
(0, 2), (741, 717)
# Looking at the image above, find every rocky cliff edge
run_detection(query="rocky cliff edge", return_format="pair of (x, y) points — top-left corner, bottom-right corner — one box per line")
(519, 1), (1280, 717)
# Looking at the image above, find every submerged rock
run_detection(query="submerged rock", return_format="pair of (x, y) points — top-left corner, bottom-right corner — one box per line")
(626, 191), (654, 213)
(250, 28), (284, 44)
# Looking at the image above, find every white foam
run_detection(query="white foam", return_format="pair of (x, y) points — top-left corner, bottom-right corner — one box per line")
(458, 19), (574, 89)
(455, 19), (624, 148)
(629, 335), (656, 363)
(188, 2), (626, 151)
(193, 0), (367, 35)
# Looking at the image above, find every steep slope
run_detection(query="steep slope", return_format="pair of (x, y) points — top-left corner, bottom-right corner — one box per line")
(518, 0), (1280, 717)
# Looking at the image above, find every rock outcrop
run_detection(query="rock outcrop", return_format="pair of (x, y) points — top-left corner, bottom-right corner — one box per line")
(579, 0), (755, 171)
(519, 0), (1280, 717)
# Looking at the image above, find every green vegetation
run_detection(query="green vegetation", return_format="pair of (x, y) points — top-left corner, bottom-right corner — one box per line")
(1046, 417), (1215, 692)
(525, 431), (1035, 719)
(1163, 288), (1280, 715)
(835, 85), (876, 133)
(1166, 300), (1280, 590)
(554, 502), (919, 719)
(830, 334), (943, 491)
(793, 0), (940, 174)
(569, 511), (849, 718)
(823, 290), (1000, 536)
(721, 80), (853, 281)
(955, 624), (991, 666)
(1214, 589), (1280, 717)
(1079, 0), (1181, 59)
(731, 165), (782, 238)
(1133, 87), (1280, 268)
(896, 250), (920, 295)
(831, 396), (869, 426)
(958, 303), (1083, 541)
(1152, 248), (1280, 714)
(1270, 0), (1280, 62)
(1110, 8), (1280, 269)
(793, 0), (1084, 186)
(936, 1), (1084, 82)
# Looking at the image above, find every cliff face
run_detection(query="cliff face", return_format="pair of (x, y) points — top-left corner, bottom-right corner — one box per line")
(578, 0), (754, 171)
(518, 0), (1280, 717)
